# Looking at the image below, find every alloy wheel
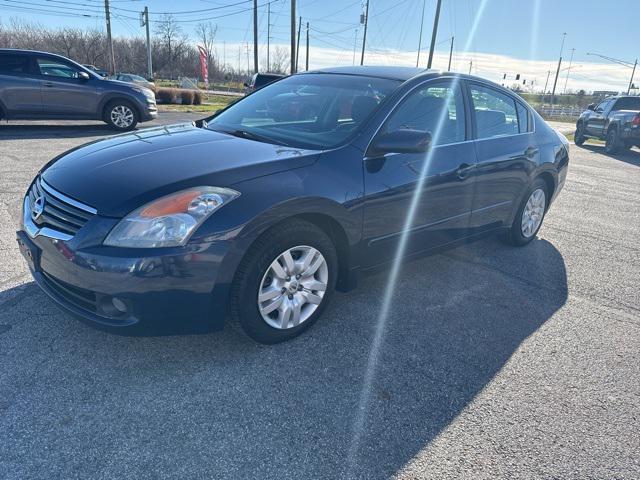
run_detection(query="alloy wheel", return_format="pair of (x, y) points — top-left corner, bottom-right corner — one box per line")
(521, 188), (546, 238)
(110, 105), (134, 129)
(258, 245), (328, 329)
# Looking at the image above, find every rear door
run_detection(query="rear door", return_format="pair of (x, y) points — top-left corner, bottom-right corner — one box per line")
(0, 52), (42, 115)
(362, 79), (477, 264)
(34, 57), (98, 117)
(467, 82), (536, 231)
(585, 99), (612, 136)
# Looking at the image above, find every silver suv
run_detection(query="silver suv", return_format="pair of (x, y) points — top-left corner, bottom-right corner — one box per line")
(0, 49), (157, 131)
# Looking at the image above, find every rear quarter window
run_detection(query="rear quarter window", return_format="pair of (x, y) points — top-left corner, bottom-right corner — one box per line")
(0, 54), (30, 74)
(612, 97), (640, 111)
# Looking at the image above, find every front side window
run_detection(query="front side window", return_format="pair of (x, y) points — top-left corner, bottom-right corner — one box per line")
(208, 73), (401, 149)
(0, 54), (30, 74)
(36, 58), (80, 78)
(382, 81), (466, 146)
(470, 84), (519, 139)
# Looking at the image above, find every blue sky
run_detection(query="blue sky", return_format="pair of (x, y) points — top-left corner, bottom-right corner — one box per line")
(1, 0), (638, 92)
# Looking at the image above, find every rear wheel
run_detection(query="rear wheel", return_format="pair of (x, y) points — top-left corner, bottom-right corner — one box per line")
(574, 123), (586, 145)
(501, 179), (548, 246)
(104, 100), (138, 131)
(230, 220), (337, 344)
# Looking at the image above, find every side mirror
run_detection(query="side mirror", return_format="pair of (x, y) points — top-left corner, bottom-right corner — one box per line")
(78, 71), (90, 80)
(368, 129), (432, 156)
(587, 103), (595, 111)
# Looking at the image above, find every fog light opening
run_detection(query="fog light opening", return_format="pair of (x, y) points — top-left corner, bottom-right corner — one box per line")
(111, 297), (127, 314)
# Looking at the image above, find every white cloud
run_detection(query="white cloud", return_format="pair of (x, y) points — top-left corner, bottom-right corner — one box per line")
(217, 42), (637, 94)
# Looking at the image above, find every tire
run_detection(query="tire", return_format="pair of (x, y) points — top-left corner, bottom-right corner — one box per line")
(501, 178), (548, 247)
(574, 122), (586, 146)
(229, 219), (338, 344)
(104, 100), (138, 131)
(605, 127), (622, 154)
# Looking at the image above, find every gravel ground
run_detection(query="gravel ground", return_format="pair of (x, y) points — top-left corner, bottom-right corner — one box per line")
(0, 114), (638, 479)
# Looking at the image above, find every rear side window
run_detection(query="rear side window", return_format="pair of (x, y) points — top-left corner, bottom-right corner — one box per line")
(612, 97), (640, 111)
(516, 102), (531, 133)
(470, 84), (520, 139)
(0, 54), (30, 74)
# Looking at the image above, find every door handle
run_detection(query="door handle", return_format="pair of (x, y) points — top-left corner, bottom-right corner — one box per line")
(43, 82), (54, 87)
(456, 163), (475, 180)
(524, 147), (539, 158)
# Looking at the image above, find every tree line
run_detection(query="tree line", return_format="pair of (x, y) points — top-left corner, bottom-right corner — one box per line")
(0, 16), (288, 80)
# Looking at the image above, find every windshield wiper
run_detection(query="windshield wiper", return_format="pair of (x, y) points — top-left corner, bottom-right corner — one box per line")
(214, 127), (292, 147)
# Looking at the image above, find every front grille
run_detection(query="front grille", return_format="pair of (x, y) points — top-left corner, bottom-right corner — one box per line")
(28, 178), (96, 236)
(41, 271), (98, 313)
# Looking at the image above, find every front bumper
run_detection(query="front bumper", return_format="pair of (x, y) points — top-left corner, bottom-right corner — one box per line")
(17, 228), (232, 335)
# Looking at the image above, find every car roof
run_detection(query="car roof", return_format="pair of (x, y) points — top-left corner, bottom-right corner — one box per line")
(304, 65), (432, 81)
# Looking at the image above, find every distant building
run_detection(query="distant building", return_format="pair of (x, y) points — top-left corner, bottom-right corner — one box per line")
(592, 90), (619, 97)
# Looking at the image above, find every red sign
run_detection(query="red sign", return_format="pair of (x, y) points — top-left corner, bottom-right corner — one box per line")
(197, 45), (209, 89)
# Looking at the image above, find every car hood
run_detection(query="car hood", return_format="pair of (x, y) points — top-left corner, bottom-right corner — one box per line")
(42, 123), (320, 217)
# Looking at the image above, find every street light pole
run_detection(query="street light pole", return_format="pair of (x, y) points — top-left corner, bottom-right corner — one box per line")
(563, 47), (575, 94)
(551, 32), (566, 104)
(628, 59), (637, 95)
(587, 52), (638, 95)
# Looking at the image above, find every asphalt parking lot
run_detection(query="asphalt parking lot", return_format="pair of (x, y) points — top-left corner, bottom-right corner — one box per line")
(0, 114), (638, 479)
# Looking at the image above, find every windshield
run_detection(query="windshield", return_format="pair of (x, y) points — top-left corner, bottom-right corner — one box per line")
(207, 73), (401, 149)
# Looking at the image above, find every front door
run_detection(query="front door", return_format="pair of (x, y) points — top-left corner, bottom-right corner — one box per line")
(35, 57), (98, 117)
(585, 99), (611, 137)
(362, 79), (476, 265)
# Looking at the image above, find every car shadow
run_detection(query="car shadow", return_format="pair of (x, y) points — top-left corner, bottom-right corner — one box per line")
(0, 236), (567, 479)
(577, 143), (640, 167)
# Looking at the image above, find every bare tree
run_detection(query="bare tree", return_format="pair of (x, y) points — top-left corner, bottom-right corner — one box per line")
(195, 21), (217, 78)
(154, 14), (190, 78)
(269, 46), (289, 74)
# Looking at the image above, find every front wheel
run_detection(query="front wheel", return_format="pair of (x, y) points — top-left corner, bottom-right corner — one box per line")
(230, 220), (337, 344)
(574, 123), (586, 146)
(501, 179), (548, 246)
(104, 100), (138, 131)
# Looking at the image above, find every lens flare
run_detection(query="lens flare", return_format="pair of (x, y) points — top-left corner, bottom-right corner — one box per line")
(345, 0), (491, 475)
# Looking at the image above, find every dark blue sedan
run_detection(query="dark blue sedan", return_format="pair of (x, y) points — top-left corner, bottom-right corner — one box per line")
(17, 66), (569, 343)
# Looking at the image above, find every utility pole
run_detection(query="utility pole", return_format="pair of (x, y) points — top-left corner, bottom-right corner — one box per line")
(426, 0), (442, 69)
(447, 36), (454, 71)
(267, 2), (270, 72)
(141, 6), (152, 79)
(563, 47), (575, 94)
(305, 21), (309, 71)
(468, 59), (472, 74)
(416, 0), (426, 67)
(104, 0), (116, 74)
(628, 59), (637, 95)
(295, 16), (302, 71)
(291, 0), (296, 74)
(360, 0), (369, 65)
(551, 32), (566, 104)
(253, 0), (258, 73)
(246, 42), (250, 74)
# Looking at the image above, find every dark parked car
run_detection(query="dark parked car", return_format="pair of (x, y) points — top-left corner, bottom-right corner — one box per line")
(83, 64), (108, 78)
(112, 73), (156, 90)
(574, 95), (640, 153)
(244, 72), (285, 93)
(17, 66), (568, 344)
(0, 49), (157, 130)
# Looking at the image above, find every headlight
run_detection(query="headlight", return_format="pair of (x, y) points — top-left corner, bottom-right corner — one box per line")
(104, 187), (239, 248)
